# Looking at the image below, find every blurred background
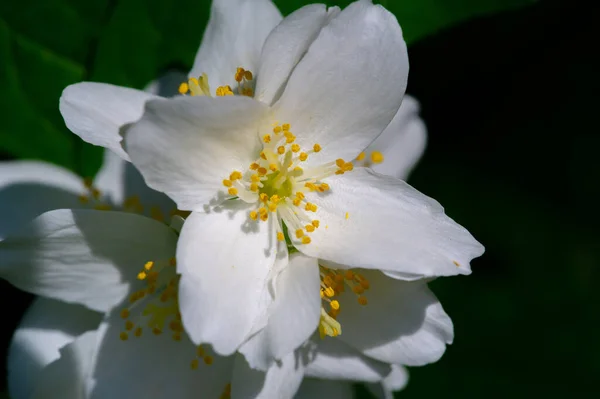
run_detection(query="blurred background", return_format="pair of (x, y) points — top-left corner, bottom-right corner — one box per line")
(1, 0), (597, 397)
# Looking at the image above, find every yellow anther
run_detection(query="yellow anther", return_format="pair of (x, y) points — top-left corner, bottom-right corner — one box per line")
(78, 195), (89, 204)
(335, 170), (345, 175)
(119, 332), (128, 341)
(270, 194), (280, 203)
(284, 132), (296, 143)
(268, 202), (277, 212)
(282, 123), (290, 131)
(342, 162), (354, 172)
(260, 151), (267, 160)
(308, 203), (318, 212)
(277, 232), (285, 241)
(189, 77), (199, 85)
(178, 82), (189, 94)
(259, 193), (269, 203)
(216, 85), (234, 96)
(152, 327), (162, 335)
(453, 260), (461, 267)
(263, 134), (271, 143)
(320, 289), (325, 298)
(173, 333), (182, 341)
(259, 207), (268, 215)
(291, 143), (301, 152)
(302, 236), (311, 244)
(250, 174), (260, 182)
(357, 296), (368, 305)
(296, 192), (305, 200)
(293, 198), (302, 206)
(345, 270), (354, 280)
(295, 229), (304, 238)
(305, 224), (315, 232)
(228, 187), (238, 196)
(371, 151), (384, 163)
(204, 356), (214, 365)
(120, 309), (129, 319)
(352, 285), (365, 295)
(137, 271), (147, 280)
(299, 152), (308, 161)
(313, 143), (322, 152)
(250, 162), (260, 170)
(359, 279), (370, 289)
(191, 359), (199, 370)
(335, 159), (346, 168)
(258, 167), (267, 176)
(320, 183), (330, 191)
(277, 146), (286, 155)
(134, 327), (142, 337)
(144, 261), (154, 271)
(169, 257), (177, 267)
(273, 126), (282, 134)
(269, 163), (278, 172)
(244, 70), (253, 80)
(330, 300), (340, 310)
(312, 220), (320, 228)
(235, 67), (245, 82)
(345, 212), (349, 220)
(260, 213), (268, 221)
(223, 179), (232, 187)
(83, 177), (94, 188)
(250, 183), (259, 192)
(249, 211), (258, 220)
(125, 320), (134, 331)
(196, 346), (205, 357)
(229, 171), (242, 180)
(357, 152), (366, 161)
(324, 287), (335, 297)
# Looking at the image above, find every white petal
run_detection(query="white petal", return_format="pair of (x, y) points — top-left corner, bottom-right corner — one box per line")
(93, 150), (176, 219)
(0, 160), (85, 239)
(301, 168), (484, 277)
(366, 365), (409, 399)
(189, 0), (282, 88)
(125, 95), (269, 210)
(30, 330), (98, 399)
(8, 298), (101, 399)
(89, 299), (234, 398)
(366, 95), (427, 180)
(231, 352), (304, 399)
(272, 1), (408, 166)
(240, 253), (320, 370)
(255, 4), (336, 105)
(337, 272), (453, 366)
(0, 209), (177, 312)
(295, 378), (354, 399)
(303, 336), (391, 382)
(60, 83), (157, 161)
(177, 202), (277, 355)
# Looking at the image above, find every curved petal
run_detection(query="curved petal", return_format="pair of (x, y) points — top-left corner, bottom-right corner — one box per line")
(60, 83), (157, 161)
(189, 0), (282, 89)
(366, 365), (409, 399)
(0, 160), (85, 239)
(300, 168), (484, 277)
(231, 351), (304, 399)
(8, 298), (101, 399)
(177, 202), (277, 355)
(364, 95), (427, 180)
(255, 4), (336, 105)
(336, 271), (453, 366)
(240, 253), (320, 370)
(272, 1), (408, 167)
(30, 330), (98, 399)
(303, 336), (391, 383)
(0, 209), (177, 312)
(124, 95), (269, 211)
(89, 297), (234, 398)
(295, 378), (354, 399)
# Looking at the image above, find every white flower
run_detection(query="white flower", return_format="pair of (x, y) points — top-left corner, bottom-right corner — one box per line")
(57, 0), (483, 385)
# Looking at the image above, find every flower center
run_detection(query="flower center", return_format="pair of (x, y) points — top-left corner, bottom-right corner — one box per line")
(178, 67), (255, 98)
(317, 265), (370, 338)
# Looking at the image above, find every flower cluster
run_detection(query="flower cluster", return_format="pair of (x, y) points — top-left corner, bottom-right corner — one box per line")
(0, 0), (483, 398)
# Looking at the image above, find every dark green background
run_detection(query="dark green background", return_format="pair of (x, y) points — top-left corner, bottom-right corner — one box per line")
(1, 0), (597, 397)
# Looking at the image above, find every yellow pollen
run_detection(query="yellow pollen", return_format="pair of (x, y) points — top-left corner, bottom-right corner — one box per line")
(273, 126), (282, 134)
(357, 296), (368, 305)
(229, 171), (242, 180)
(352, 285), (365, 295)
(204, 356), (214, 365)
(260, 213), (268, 222)
(250, 174), (260, 182)
(250, 183), (259, 192)
(78, 195), (89, 204)
(263, 134), (271, 143)
(260, 151), (267, 160)
(330, 300), (340, 310)
(268, 203), (277, 212)
(453, 260), (461, 267)
(259, 193), (269, 203)
(250, 162), (260, 170)
(277, 232), (285, 241)
(282, 123), (290, 131)
(249, 211), (258, 220)
(222, 179), (232, 187)
(144, 261), (154, 271)
(216, 85), (234, 96)
(313, 143), (322, 152)
(342, 162), (354, 172)
(345, 212), (349, 220)
(345, 270), (354, 280)
(269, 164), (278, 172)
(235, 67), (245, 82)
(196, 346), (205, 357)
(285, 134), (296, 144)
(178, 82), (189, 94)
(137, 271), (147, 280)
(312, 220), (320, 228)
(291, 144), (301, 153)
(295, 229), (304, 238)
(190, 359), (199, 370)
(302, 236), (311, 244)
(258, 167), (267, 176)
(120, 332), (128, 341)
(305, 224), (315, 232)
(324, 287), (335, 297)
(299, 152), (308, 161)
(125, 320), (134, 331)
(335, 159), (345, 168)
(357, 152), (366, 161)
(277, 146), (286, 155)
(134, 327), (142, 337)
(228, 187), (238, 196)
(120, 309), (129, 319)
(244, 70), (253, 80)
(371, 151), (384, 163)
(293, 198), (301, 206)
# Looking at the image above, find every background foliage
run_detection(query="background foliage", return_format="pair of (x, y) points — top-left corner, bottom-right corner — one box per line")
(2, 0), (598, 397)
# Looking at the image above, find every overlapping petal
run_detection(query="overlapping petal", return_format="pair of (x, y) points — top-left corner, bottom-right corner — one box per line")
(239, 253), (320, 370)
(177, 202), (278, 355)
(301, 168), (484, 277)
(125, 95), (268, 211)
(366, 364), (409, 399)
(60, 83), (157, 161)
(272, 0), (408, 166)
(189, 0), (282, 88)
(0, 209), (177, 312)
